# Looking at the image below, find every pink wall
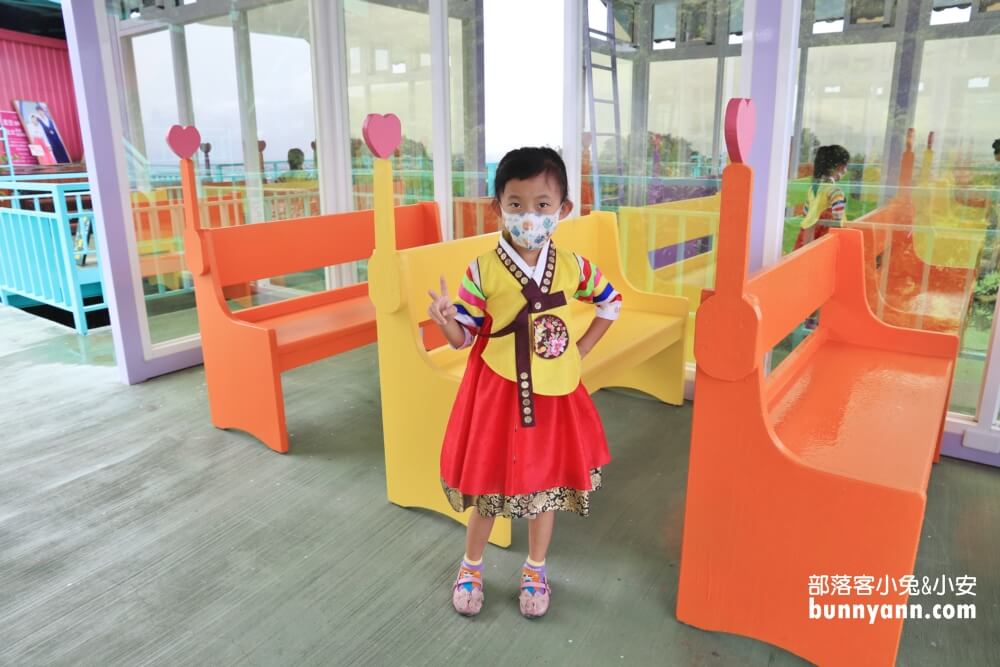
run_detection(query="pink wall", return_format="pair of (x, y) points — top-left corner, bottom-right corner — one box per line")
(0, 28), (83, 162)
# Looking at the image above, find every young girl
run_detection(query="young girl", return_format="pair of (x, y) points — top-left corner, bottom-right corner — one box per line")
(426, 147), (621, 619)
(794, 144), (850, 250)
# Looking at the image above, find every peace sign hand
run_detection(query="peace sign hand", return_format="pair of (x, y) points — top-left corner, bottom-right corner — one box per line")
(427, 276), (458, 325)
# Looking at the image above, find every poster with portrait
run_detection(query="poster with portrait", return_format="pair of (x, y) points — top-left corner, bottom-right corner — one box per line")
(13, 100), (71, 165)
(0, 110), (37, 167)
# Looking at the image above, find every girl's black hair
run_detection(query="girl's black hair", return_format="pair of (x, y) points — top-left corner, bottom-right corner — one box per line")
(992, 138), (1000, 154)
(813, 145), (851, 180)
(494, 147), (569, 202)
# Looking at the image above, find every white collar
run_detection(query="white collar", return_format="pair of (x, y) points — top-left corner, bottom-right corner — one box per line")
(499, 235), (549, 286)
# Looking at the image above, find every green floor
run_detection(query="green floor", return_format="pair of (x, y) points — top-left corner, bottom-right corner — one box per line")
(1, 307), (998, 666)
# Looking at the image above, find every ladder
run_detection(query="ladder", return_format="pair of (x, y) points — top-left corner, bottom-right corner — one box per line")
(583, 0), (626, 210)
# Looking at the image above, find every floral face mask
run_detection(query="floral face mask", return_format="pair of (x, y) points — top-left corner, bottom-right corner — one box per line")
(502, 209), (561, 251)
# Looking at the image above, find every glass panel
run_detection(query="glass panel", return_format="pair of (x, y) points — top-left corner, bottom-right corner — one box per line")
(815, 0), (847, 33)
(816, 0), (847, 21)
(653, 0), (679, 48)
(788, 4), (1000, 420)
(345, 0), (434, 213)
(114, 1), (320, 347)
(584, 4), (738, 370)
(449, 1), (490, 239)
(678, 0), (716, 43)
(647, 59), (719, 182)
(849, 0), (895, 26)
(785, 41), (895, 256)
(653, 0), (680, 49)
(729, 0), (744, 36)
(914, 34), (1000, 416)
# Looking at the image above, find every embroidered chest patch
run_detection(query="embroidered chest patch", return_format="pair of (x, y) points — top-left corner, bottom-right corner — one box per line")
(533, 314), (569, 359)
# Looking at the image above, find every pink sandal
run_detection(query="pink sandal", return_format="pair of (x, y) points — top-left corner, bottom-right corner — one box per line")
(519, 573), (551, 618)
(452, 562), (484, 616)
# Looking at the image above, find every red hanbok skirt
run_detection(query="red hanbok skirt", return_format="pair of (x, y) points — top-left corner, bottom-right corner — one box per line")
(439, 316), (611, 518)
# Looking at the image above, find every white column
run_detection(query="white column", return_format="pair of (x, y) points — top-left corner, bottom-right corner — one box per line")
(232, 9), (265, 224)
(169, 24), (195, 127)
(119, 38), (146, 154)
(309, 0), (355, 288)
(741, 0), (802, 270)
(562, 0), (583, 215)
(430, 0), (455, 240)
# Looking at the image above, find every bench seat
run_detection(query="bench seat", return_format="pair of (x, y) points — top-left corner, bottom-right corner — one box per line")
(769, 338), (953, 492)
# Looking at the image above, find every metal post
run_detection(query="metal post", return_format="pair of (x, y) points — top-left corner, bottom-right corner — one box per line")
(169, 24), (196, 127)
(562, 0), (583, 214)
(232, 9), (265, 224)
(430, 0), (454, 240)
(742, 0), (802, 270)
(309, 0), (355, 287)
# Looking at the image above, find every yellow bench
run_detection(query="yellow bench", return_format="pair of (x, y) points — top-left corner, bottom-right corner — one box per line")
(911, 178), (986, 270)
(369, 191), (689, 547)
(618, 194), (719, 364)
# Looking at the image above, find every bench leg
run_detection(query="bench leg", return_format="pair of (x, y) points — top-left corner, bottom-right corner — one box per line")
(591, 339), (686, 405)
(204, 344), (289, 453)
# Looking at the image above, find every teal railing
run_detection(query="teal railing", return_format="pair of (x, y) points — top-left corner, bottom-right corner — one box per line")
(0, 175), (103, 334)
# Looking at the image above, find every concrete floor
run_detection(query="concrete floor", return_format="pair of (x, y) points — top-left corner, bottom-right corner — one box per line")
(1, 307), (998, 666)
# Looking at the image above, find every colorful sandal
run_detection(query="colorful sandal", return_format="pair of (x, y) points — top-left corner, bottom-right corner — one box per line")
(519, 564), (551, 619)
(452, 560), (484, 616)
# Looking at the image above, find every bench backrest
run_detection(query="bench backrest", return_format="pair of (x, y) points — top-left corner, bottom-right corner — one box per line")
(743, 237), (839, 352)
(201, 201), (440, 286)
(618, 194), (720, 293)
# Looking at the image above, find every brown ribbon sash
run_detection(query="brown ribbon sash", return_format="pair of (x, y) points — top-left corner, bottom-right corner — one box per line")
(489, 243), (565, 428)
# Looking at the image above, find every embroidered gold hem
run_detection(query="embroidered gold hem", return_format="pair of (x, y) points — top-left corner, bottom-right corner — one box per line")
(442, 468), (602, 519)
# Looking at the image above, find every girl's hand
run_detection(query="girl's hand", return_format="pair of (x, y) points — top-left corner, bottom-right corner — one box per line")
(578, 341), (592, 359)
(427, 276), (458, 325)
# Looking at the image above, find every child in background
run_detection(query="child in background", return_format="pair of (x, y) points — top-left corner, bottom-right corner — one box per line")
(795, 144), (851, 250)
(426, 147), (621, 619)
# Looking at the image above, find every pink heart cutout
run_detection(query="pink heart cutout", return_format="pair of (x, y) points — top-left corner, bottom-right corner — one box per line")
(724, 98), (755, 164)
(363, 113), (402, 158)
(167, 125), (202, 160)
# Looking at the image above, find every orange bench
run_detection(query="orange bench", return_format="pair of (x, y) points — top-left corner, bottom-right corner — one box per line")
(175, 140), (441, 453)
(676, 100), (960, 666)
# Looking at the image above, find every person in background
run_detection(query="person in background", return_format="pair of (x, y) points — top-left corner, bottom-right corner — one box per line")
(987, 138), (1000, 230)
(794, 144), (851, 250)
(277, 147), (309, 181)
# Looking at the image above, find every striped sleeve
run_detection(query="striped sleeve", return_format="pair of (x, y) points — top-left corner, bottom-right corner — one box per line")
(574, 254), (622, 320)
(828, 187), (847, 222)
(452, 259), (486, 348)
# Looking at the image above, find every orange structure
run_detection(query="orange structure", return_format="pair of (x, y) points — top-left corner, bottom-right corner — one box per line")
(676, 100), (959, 666)
(174, 124), (441, 453)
